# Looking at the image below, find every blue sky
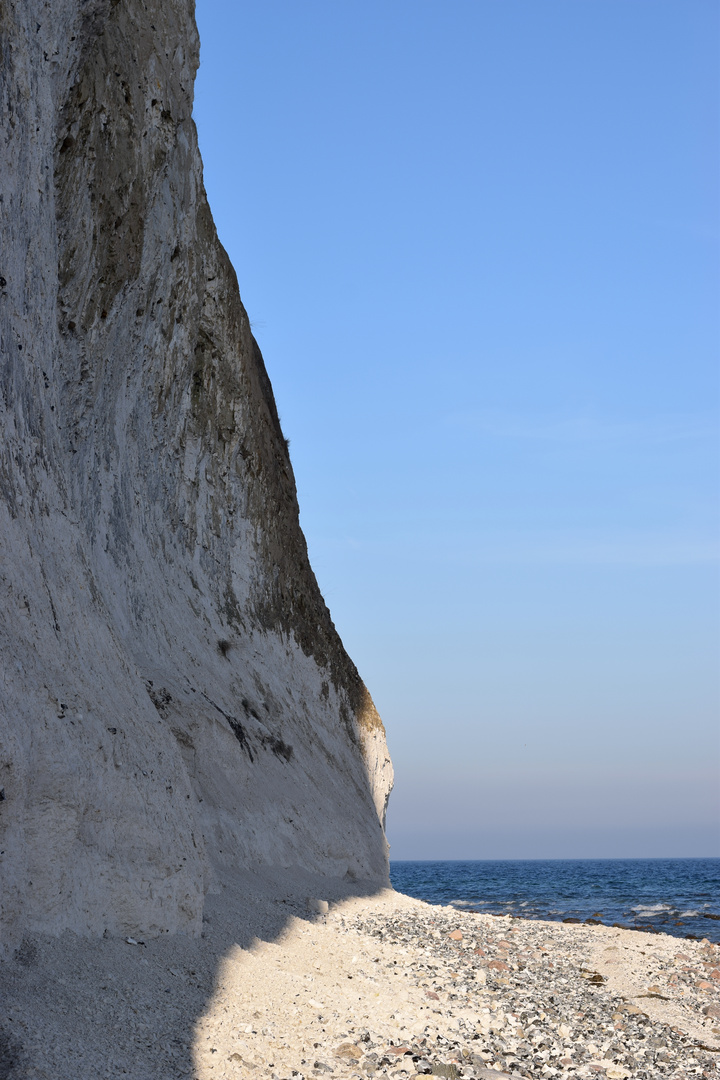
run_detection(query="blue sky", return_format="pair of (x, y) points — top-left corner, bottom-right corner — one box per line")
(193, 1), (719, 859)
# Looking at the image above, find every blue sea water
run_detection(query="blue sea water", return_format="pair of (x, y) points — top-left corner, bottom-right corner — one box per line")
(389, 858), (720, 943)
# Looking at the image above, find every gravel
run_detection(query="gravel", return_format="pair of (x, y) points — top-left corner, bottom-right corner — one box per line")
(1, 880), (718, 1079)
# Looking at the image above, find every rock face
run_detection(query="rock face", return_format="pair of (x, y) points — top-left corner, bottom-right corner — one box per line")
(0, 0), (392, 949)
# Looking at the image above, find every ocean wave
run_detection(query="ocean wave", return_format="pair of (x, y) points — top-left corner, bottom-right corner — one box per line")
(680, 910), (699, 917)
(631, 904), (672, 914)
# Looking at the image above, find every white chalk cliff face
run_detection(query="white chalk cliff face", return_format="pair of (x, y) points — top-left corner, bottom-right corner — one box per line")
(0, 0), (393, 949)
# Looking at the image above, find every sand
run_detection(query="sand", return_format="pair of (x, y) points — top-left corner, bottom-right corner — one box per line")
(1, 872), (718, 1079)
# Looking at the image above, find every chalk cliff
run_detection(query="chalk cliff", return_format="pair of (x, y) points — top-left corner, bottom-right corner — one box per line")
(0, 0), (392, 949)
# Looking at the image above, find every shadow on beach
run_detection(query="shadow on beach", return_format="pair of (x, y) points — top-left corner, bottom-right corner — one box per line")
(0, 868), (386, 1079)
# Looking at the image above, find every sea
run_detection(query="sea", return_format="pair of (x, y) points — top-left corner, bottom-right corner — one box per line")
(389, 858), (720, 943)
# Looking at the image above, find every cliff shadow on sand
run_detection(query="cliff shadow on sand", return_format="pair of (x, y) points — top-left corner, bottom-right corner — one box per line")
(1, 870), (391, 1078)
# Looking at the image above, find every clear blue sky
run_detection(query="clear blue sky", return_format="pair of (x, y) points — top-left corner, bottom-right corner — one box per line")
(194, 1), (720, 859)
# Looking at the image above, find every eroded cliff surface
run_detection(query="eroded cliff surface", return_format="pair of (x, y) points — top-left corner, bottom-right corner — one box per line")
(0, 0), (392, 949)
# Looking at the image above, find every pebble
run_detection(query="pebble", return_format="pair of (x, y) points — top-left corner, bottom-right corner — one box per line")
(4, 890), (720, 1079)
(229, 901), (720, 1079)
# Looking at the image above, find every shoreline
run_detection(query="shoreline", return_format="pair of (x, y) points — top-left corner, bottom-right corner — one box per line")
(407, 907), (720, 947)
(2, 879), (719, 1079)
(388, 858), (720, 947)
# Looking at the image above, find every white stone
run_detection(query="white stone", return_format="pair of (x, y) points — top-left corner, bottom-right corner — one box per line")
(307, 899), (330, 915)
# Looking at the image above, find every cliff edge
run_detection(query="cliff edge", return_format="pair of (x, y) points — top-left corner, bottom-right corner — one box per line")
(0, 0), (393, 950)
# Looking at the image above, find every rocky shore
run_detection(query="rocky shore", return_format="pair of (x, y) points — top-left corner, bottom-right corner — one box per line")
(2, 881), (719, 1079)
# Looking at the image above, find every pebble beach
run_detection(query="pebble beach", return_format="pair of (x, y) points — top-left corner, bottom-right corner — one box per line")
(3, 878), (719, 1079)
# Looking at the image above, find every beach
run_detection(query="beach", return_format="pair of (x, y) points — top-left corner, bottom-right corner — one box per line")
(2, 875), (719, 1079)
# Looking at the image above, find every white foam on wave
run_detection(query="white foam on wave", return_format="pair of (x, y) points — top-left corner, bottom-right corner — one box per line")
(680, 910), (699, 917)
(631, 904), (672, 914)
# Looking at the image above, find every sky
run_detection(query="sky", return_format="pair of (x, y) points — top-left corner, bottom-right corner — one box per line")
(193, 1), (720, 860)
